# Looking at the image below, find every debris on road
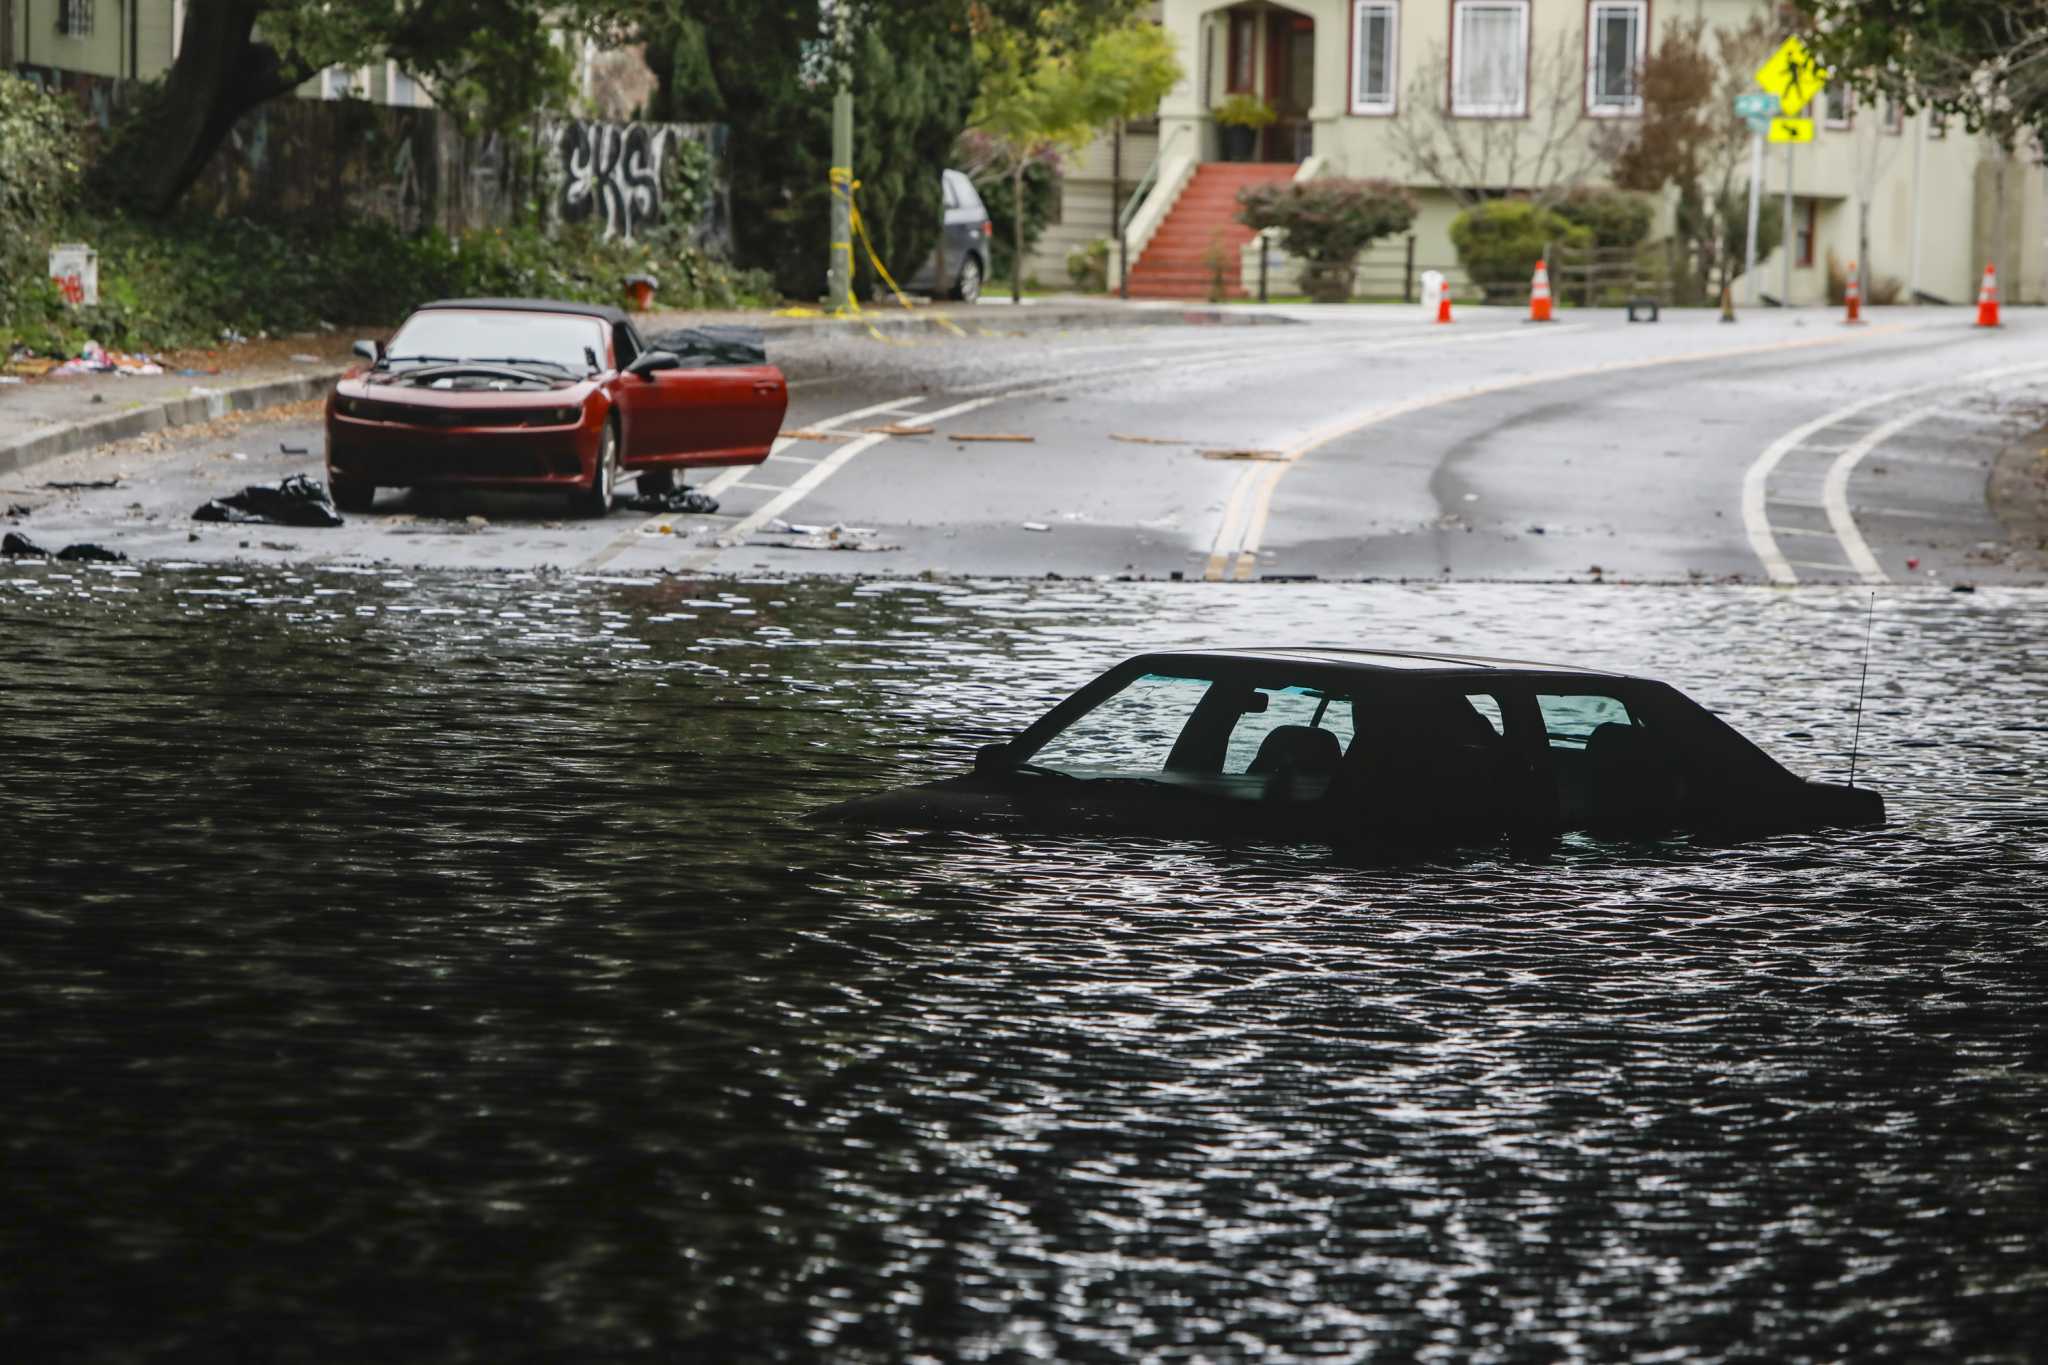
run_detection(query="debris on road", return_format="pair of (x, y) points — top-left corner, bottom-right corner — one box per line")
(779, 428), (840, 441)
(1199, 448), (1286, 461)
(1111, 433), (1192, 446)
(1020, 521), (1051, 532)
(6, 504), (31, 518)
(56, 542), (126, 562)
(44, 478), (121, 490)
(4, 532), (126, 561)
(752, 520), (899, 552)
(950, 433), (1036, 443)
(192, 473), (344, 527)
(866, 423), (935, 436)
(280, 442), (309, 455)
(621, 486), (720, 515)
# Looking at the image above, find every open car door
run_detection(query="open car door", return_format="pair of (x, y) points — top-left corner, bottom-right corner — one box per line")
(622, 325), (788, 470)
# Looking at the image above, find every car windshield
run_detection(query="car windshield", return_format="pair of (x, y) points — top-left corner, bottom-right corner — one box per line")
(1020, 669), (1358, 799)
(383, 311), (607, 372)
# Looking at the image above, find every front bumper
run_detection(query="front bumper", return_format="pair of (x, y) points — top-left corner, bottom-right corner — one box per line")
(326, 410), (601, 488)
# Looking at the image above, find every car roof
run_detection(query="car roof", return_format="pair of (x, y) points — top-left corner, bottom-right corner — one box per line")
(1135, 647), (1630, 678)
(415, 298), (631, 326)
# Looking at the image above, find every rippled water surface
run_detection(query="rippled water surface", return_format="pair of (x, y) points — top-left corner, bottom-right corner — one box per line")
(4, 565), (2045, 1362)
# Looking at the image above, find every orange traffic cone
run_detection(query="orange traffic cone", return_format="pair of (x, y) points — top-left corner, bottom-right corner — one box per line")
(1528, 259), (1553, 322)
(1436, 287), (1453, 324)
(1976, 263), (2001, 327)
(1843, 259), (1863, 324)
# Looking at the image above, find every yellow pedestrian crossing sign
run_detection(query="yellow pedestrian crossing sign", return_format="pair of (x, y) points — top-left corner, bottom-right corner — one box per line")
(1756, 36), (1827, 115)
(1767, 116), (1814, 144)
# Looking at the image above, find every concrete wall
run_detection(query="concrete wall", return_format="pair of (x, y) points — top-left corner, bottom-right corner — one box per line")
(1151, 0), (2043, 304)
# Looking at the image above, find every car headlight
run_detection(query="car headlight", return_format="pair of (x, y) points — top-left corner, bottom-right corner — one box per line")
(544, 406), (583, 425)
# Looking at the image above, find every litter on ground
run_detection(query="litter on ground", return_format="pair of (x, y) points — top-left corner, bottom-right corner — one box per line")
(620, 487), (720, 515)
(950, 433), (1036, 443)
(1200, 448), (1287, 461)
(778, 428), (840, 441)
(1110, 433), (1193, 445)
(192, 473), (344, 527)
(866, 423), (935, 436)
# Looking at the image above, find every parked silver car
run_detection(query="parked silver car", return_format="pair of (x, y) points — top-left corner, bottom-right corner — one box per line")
(905, 169), (992, 304)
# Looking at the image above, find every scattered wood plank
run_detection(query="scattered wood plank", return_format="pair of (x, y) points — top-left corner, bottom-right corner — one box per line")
(949, 432), (1037, 443)
(1110, 433), (1192, 445)
(866, 423), (935, 436)
(1200, 448), (1288, 462)
(777, 428), (840, 441)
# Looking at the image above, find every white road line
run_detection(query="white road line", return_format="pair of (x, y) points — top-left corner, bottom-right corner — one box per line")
(731, 480), (791, 492)
(1743, 359), (2048, 584)
(681, 393), (999, 569)
(580, 395), (925, 571)
(1206, 324), (1916, 583)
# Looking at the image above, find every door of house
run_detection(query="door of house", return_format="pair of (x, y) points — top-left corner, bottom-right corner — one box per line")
(1263, 12), (1315, 162)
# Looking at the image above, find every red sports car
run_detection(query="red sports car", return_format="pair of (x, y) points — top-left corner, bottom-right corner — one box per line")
(324, 298), (789, 515)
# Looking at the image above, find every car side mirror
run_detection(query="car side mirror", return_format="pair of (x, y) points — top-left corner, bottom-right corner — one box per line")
(352, 339), (381, 363)
(973, 742), (1012, 774)
(627, 349), (680, 379)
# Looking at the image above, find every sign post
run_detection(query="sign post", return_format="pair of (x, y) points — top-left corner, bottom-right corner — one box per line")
(1734, 92), (1778, 305)
(1753, 38), (1828, 306)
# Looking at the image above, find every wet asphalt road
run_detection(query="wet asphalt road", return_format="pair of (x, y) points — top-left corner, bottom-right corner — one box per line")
(7, 304), (2042, 585)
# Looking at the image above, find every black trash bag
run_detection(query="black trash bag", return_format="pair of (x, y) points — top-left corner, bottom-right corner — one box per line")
(193, 473), (345, 527)
(619, 487), (721, 515)
(55, 543), (126, 563)
(3, 531), (49, 557)
(640, 324), (767, 369)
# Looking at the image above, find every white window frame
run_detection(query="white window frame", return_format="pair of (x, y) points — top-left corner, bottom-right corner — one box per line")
(1350, 1), (1400, 116)
(1451, 0), (1530, 119)
(1585, 0), (1646, 116)
(1823, 84), (1854, 130)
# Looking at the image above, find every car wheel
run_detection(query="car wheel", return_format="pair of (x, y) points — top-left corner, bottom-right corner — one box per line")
(576, 420), (620, 517)
(330, 477), (375, 514)
(953, 254), (983, 304)
(637, 467), (675, 497)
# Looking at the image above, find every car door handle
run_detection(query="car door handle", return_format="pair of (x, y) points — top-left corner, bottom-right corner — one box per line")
(753, 381), (779, 393)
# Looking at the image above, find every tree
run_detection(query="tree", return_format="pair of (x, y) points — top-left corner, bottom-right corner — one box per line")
(1600, 16), (1778, 303)
(1386, 32), (1602, 209)
(94, 0), (602, 217)
(966, 13), (1182, 300)
(1792, 0), (2048, 144)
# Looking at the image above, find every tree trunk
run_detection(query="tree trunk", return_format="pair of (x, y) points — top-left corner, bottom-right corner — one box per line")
(1011, 160), (1024, 304)
(95, 0), (307, 216)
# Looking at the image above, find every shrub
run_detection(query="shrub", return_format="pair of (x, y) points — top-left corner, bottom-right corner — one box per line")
(1236, 178), (1417, 303)
(1552, 187), (1654, 251)
(1448, 200), (1591, 301)
(1213, 93), (1277, 129)
(1067, 238), (1110, 292)
(6, 211), (777, 356)
(0, 75), (86, 338)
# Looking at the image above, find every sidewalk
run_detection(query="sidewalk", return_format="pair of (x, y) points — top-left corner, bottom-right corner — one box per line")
(1, 298), (1293, 481)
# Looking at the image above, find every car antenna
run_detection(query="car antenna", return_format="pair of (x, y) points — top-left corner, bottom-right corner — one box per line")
(1848, 592), (1875, 788)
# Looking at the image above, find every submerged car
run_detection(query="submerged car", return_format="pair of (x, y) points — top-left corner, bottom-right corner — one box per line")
(816, 648), (1885, 845)
(324, 298), (789, 515)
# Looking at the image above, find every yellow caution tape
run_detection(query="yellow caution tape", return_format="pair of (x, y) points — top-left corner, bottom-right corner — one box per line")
(827, 170), (967, 342)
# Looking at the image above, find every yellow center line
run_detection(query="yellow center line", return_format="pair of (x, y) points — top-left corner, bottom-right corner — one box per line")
(1203, 321), (1918, 582)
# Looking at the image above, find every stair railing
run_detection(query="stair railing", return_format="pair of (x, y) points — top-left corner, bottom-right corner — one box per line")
(1115, 122), (1195, 298)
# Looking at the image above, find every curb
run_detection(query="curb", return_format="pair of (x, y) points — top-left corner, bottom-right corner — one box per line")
(0, 368), (347, 481)
(658, 303), (1301, 341)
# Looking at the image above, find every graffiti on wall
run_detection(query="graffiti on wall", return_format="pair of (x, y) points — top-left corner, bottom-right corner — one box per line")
(550, 121), (696, 241)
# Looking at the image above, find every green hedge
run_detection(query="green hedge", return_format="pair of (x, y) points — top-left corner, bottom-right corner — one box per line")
(4, 212), (776, 356)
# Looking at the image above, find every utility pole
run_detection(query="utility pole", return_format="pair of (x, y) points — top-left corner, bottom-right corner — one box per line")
(1908, 109), (1926, 301)
(1781, 142), (1794, 306)
(1743, 129), (1763, 305)
(826, 4), (853, 312)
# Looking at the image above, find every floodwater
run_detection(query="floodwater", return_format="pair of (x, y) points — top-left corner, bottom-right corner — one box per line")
(3, 564), (2044, 1362)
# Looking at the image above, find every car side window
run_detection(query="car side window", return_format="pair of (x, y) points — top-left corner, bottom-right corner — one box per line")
(942, 173), (961, 209)
(1536, 693), (1634, 749)
(954, 176), (987, 215)
(1464, 693), (1506, 735)
(613, 322), (638, 369)
(1031, 673), (1212, 777)
(1223, 687), (1354, 774)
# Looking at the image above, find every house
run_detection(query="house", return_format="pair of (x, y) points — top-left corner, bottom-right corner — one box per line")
(1095, 0), (2041, 304)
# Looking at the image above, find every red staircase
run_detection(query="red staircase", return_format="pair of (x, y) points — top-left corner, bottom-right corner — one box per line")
(1125, 163), (1297, 300)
